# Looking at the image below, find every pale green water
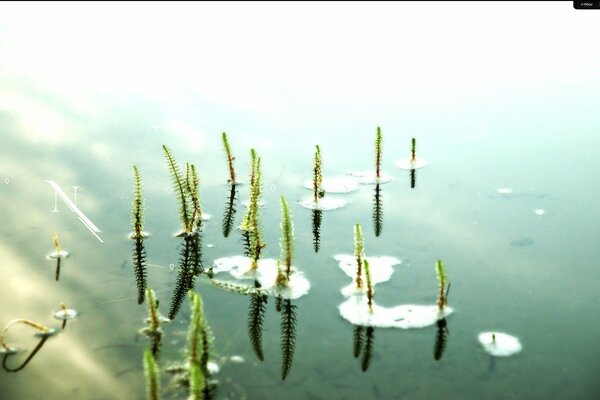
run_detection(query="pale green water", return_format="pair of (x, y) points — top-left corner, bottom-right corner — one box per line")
(1, 3), (600, 400)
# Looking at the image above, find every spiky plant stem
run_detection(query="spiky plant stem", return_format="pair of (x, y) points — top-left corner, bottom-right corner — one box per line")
(163, 145), (191, 234)
(248, 154), (264, 271)
(143, 348), (160, 400)
(313, 145), (323, 203)
(411, 138), (416, 162)
(372, 184), (382, 237)
(222, 132), (237, 185)
(1, 320), (51, 352)
(361, 327), (374, 372)
(186, 163), (202, 232)
(436, 260), (448, 311)
(375, 127), (382, 178)
(222, 185), (237, 238)
(279, 196), (294, 281)
(312, 209), (322, 253)
(354, 224), (364, 289)
(189, 364), (205, 400)
(132, 165), (144, 238)
(248, 289), (267, 361)
(364, 259), (374, 313)
(353, 325), (364, 358)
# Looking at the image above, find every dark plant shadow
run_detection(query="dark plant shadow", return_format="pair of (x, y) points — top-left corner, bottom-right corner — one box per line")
(433, 317), (449, 361)
(278, 298), (297, 380)
(372, 183), (383, 237)
(132, 236), (147, 305)
(410, 168), (416, 189)
(168, 231), (203, 320)
(352, 325), (375, 372)
(222, 184), (238, 238)
(247, 280), (267, 362)
(311, 209), (322, 253)
(2, 336), (50, 373)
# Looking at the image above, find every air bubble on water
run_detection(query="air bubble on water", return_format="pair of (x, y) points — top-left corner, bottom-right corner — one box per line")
(169, 264), (175, 271)
(4, 178), (9, 184)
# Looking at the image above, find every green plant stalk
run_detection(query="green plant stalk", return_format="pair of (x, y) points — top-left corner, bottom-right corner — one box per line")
(364, 259), (374, 313)
(436, 259), (448, 310)
(249, 156), (264, 270)
(241, 149), (258, 232)
(411, 138), (416, 161)
(162, 145), (191, 234)
(146, 288), (160, 332)
(222, 132), (237, 185)
(313, 145), (323, 203)
(354, 224), (364, 289)
(188, 291), (203, 368)
(1, 319), (50, 351)
(188, 364), (205, 400)
(279, 196), (294, 279)
(132, 165), (144, 237)
(186, 163), (202, 232)
(375, 127), (382, 178)
(143, 348), (160, 400)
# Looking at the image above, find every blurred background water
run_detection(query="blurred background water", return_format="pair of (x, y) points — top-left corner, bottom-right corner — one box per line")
(1, 2), (599, 399)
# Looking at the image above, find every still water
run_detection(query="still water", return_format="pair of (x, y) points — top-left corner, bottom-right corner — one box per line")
(1, 3), (600, 400)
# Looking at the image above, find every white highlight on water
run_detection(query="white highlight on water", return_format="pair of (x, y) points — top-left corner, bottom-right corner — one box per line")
(395, 158), (427, 170)
(303, 176), (359, 193)
(298, 197), (348, 210)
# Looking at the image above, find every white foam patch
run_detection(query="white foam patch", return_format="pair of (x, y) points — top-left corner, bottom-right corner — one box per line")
(339, 296), (453, 329)
(207, 360), (220, 374)
(303, 176), (359, 193)
(298, 197), (348, 210)
(478, 332), (522, 357)
(211, 256), (310, 300)
(497, 188), (513, 195)
(201, 213), (212, 221)
(534, 209), (545, 216)
(346, 171), (392, 185)
(395, 158), (427, 170)
(47, 250), (69, 260)
(334, 254), (400, 293)
(53, 308), (78, 320)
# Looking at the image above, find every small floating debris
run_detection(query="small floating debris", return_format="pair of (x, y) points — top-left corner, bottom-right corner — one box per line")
(53, 303), (78, 320)
(298, 197), (348, 211)
(201, 213), (212, 221)
(207, 360), (220, 374)
(534, 209), (546, 216)
(478, 332), (522, 357)
(303, 176), (359, 193)
(346, 171), (392, 185)
(497, 188), (513, 195)
(207, 244), (215, 248)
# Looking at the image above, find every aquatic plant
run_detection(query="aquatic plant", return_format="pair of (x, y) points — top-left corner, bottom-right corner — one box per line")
(436, 260), (449, 311)
(169, 232), (202, 320)
(375, 127), (382, 179)
(53, 302), (78, 330)
(312, 145), (324, 203)
(132, 165), (145, 239)
(1, 319), (56, 353)
(411, 138), (417, 161)
(243, 150), (265, 270)
(53, 232), (61, 255)
(372, 184), (383, 237)
(354, 224), (365, 289)
(141, 288), (167, 358)
(278, 196), (294, 284)
(280, 299), (297, 380)
(221, 132), (237, 185)
(188, 291), (210, 376)
(248, 288), (267, 361)
(478, 332), (522, 357)
(143, 348), (160, 400)
(186, 162), (202, 233)
(189, 364), (205, 400)
(163, 144), (191, 234)
(364, 259), (374, 313)
(221, 185), (237, 238)
(434, 317), (449, 361)
(311, 209), (322, 253)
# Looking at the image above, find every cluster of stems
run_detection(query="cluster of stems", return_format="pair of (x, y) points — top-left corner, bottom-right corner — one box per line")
(436, 259), (448, 310)
(313, 145), (323, 203)
(364, 259), (374, 313)
(277, 196), (294, 285)
(244, 149), (265, 270)
(221, 132), (237, 185)
(354, 224), (365, 289)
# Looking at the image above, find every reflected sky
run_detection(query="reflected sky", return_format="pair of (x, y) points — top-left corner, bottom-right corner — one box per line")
(1, 2), (600, 400)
